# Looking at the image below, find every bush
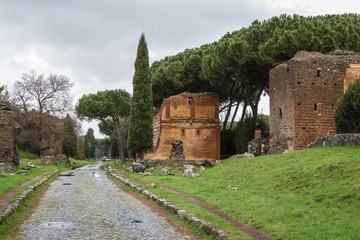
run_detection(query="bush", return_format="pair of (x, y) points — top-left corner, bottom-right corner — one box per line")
(220, 129), (237, 159)
(234, 114), (269, 154)
(334, 78), (360, 133)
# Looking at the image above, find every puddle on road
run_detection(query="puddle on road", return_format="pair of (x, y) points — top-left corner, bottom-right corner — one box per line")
(43, 221), (74, 229)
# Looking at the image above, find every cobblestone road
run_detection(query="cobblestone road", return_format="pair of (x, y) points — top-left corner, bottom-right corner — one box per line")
(14, 163), (188, 240)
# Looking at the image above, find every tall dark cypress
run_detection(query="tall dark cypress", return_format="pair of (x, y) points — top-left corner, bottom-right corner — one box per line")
(127, 33), (153, 159)
(62, 114), (77, 158)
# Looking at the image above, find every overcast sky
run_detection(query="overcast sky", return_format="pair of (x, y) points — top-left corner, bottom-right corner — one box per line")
(1, 0), (359, 138)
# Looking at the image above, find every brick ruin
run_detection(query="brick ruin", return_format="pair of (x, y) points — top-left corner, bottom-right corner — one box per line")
(144, 92), (221, 165)
(0, 100), (21, 171)
(269, 51), (360, 153)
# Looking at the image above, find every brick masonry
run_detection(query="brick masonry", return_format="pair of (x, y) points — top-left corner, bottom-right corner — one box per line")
(0, 100), (21, 170)
(270, 51), (360, 153)
(145, 92), (221, 163)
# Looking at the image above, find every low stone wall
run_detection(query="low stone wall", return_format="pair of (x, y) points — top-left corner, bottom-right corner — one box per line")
(141, 158), (209, 167)
(107, 171), (229, 240)
(0, 169), (59, 224)
(307, 133), (360, 148)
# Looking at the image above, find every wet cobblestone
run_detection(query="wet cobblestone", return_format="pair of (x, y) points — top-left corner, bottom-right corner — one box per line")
(15, 163), (188, 240)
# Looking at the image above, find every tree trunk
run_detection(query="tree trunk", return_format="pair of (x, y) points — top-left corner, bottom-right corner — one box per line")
(239, 101), (248, 123)
(222, 82), (236, 130)
(229, 100), (240, 130)
(117, 137), (126, 163)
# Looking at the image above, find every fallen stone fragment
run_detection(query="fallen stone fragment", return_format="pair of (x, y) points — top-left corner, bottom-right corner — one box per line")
(182, 169), (199, 178)
(141, 172), (152, 176)
(183, 164), (196, 173)
(177, 210), (187, 218)
(159, 167), (174, 176)
(145, 183), (157, 188)
(132, 163), (146, 173)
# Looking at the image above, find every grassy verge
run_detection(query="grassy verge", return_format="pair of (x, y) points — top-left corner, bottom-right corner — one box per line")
(0, 172), (59, 240)
(116, 146), (360, 239)
(107, 173), (247, 240)
(0, 152), (92, 199)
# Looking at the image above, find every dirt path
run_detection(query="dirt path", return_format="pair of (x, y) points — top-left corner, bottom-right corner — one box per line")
(0, 171), (51, 211)
(113, 169), (271, 240)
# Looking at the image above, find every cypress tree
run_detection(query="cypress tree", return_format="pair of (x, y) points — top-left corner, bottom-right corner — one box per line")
(62, 114), (77, 158)
(127, 33), (153, 159)
(84, 128), (96, 159)
(84, 134), (90, 158)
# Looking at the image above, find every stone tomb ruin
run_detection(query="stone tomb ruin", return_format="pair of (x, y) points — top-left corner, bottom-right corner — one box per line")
(0, 100), (21, 171)
(269, 51), (360, 153)
(144, 92), (221, 166)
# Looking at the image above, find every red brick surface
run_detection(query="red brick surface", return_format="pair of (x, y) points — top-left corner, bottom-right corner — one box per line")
(145, 92), (221, 163)
(270, 51), (360, 152)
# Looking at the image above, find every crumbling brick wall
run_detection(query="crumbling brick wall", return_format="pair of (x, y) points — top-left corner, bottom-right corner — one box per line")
(0, 100), (21, 170)
(145, 92), (221, 163)
(270, 51), (360, 153)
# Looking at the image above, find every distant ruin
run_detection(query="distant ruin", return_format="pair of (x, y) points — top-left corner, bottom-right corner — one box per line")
(0, 100), (21, 171)
(144, 92), (221, 165)
(269, 51), (360, 153)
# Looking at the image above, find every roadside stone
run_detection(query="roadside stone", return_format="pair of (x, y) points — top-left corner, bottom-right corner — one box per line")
(132, 162), (146, 173)
(182, 169), (199, 178)
(158, 198), (168, 207)
(41, 156), (57, 165)
(177, 210), (187, 218)
(217, 230), (229, 240)
(26, 162), (35, 168)
(125, 167), (133, 172)
(183, 164), (196, 173)
(142, 190), (151, 197)
(166, 205), (179, 214)
(17, 170), (27, 175)
(147, 167), (154, 172)
(159, 167), (174, 176)
(145, 183), (157, 188)
(201, 160), (212, 167)
(141, 172), (152, 176)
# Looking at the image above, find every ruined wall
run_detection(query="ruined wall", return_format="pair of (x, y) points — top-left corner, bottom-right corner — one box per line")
(0, 100), (20, 171)
(145, 92), (221, 163)
(270, 51), (360, 152)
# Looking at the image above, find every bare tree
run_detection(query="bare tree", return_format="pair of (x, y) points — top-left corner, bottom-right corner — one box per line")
(11, 70), (75, 155)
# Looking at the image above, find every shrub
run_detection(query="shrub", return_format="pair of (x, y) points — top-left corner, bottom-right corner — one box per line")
(220, 129), (237, 159)
(334, 78), (360, 133)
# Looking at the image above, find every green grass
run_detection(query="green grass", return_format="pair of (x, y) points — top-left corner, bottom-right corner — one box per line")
(0, 172), (59, 240)
(18, 150), (41, 160)
(119, 146), (360, 239)
(0, 155), (91, 200)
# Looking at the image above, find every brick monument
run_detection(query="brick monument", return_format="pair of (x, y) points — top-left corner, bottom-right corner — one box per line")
(269, 51), (360, 153)
(144, 92), (221, 165)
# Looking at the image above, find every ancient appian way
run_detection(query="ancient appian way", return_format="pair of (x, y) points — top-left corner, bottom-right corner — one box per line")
(14, 163), (189, 240)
